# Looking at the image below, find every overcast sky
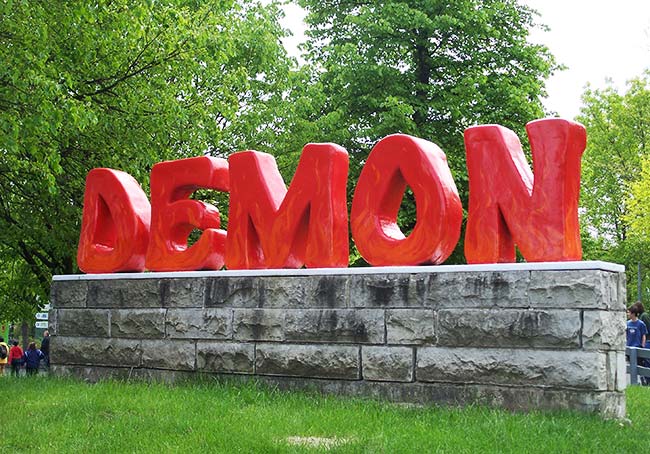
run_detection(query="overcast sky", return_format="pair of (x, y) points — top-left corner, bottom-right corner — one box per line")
(278, 1), (650, 119)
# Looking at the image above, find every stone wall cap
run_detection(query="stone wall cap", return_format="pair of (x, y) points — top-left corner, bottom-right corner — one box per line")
(53, 260), (625, 282)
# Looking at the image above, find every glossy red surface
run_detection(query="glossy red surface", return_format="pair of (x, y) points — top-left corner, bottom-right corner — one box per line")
(226, 143), (349, 269)
(464, 118), (586, 263)
(145, 156), (229, 271)
(350, 134), (462, 266)
(77, 168), (151, 273)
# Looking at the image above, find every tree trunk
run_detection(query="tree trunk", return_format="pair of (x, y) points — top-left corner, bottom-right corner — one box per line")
(21, 320), (29, 350)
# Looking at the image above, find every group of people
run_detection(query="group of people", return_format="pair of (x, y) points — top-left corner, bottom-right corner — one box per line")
(0, 331), (50, 377)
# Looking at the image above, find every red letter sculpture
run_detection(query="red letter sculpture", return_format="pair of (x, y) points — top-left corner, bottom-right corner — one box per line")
(146, 156), (229, 271)
(351, 134), (462, 266)
(77, 168), (151, 273)
(226, 144), (349, 269)
(464, 118), (586, 263)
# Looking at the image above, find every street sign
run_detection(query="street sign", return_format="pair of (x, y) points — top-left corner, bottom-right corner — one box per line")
(35, 321), (48, 329)
(35, 312), (49, 320)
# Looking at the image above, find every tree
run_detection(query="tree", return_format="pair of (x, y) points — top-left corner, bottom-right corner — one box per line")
(0, 0), (292, 320)
(577, 73), (650, 302)
(294, 0), (556, 262)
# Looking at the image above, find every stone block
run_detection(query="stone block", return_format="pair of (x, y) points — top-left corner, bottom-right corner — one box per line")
(87, 279), (161, 308)
(284, 309), (384, 344)
(386, 309), (435, 345)
(206, 277), (259, 308)
(255, 344), (359, 379)
(362, 346), (414, 382)
(51, 280), (88, 308)
(258, 277), (308, 308)
(197, 342), (254, 374)
(161, 279), (207, 308)
(437, 309), (580, 348)
(528, 270), (619, 309)
(140, 339), (195, 370)
(52, 336), (140, 367)
(233, 309), (284, 341)
(582, 310), (626, 350)
(349, 274), (423, 308)
(303, 275), (349, 308)
(166, 308), (231, 339)
(57, 309), (110, 337)
(110, 309), (166, 339)
(426, 271), (529, 308)
(416, 347), (607, 390)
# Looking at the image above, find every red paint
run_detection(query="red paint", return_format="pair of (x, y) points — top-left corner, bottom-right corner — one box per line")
(464, 118), (586, 263)
(351, 134), (462, 266)
(226, 143), (349, 269)
(76, 118), (588, 273)
(146, 156), (229, 271)
(77, 168), (151, 273)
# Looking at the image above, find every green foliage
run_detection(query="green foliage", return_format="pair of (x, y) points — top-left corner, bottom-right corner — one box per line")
(291, 0), (556, 261)
(577, 73), (650, 301)
(0, 0), (292, 320)
(2, 377), (649, 453)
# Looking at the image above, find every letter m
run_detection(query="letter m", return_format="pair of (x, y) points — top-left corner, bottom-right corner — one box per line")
(464, 118), (586, 263)
(226, 144), (349, 269)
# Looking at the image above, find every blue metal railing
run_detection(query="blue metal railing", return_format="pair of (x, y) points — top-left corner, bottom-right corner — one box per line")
(626, 346), (650, 385)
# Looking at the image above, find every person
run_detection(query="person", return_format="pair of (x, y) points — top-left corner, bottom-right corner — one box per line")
(23, 342), (44, 376)
(627, 304), (647, 347)
(630, 301), (650, 384)
(0, 336), (8, 376)
(40, 330), (50, 368)
(8, 340), (24, 377)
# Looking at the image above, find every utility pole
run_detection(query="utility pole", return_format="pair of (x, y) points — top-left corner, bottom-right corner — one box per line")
(638, 262), (642, 302)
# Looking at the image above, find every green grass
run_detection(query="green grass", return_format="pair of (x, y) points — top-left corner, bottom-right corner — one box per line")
(1, 376), (648, 453)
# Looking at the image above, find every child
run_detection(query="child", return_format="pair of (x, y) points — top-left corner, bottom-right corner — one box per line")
(8, 341), (24, 377)
(23, 342), (45, 376)
(0, 336), (8, 376)
(627, 304), (648, 347)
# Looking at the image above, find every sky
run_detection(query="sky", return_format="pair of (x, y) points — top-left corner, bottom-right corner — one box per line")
(277, 1), (650, 119)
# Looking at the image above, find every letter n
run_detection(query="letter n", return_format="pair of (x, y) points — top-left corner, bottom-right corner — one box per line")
(77, 169), (151, 273)
(464, 118), (586, 263)
(226, 144), (349, 269)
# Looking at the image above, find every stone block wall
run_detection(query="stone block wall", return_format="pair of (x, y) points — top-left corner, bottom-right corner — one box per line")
(49, 263), (627, 418)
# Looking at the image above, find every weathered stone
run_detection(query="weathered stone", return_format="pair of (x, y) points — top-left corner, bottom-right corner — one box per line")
(51, 280), (88, 308)
(140, 339), (195, 370)
(426, 271), (529, 308)
(233, 309), (284, 341)
(87, 279), (160, 308)
(258, 277), (308, 308)
(528, 270), (618, 309)
(417, 347), (607, 390)
(582, 310), (626, 350)
(166, 308), (231, 339)
(197, 342), (254, 373)
(303, 275), (349, 308)
(162, 279), (207, 308)
(49, 309), (59, 335)
(57, 309), (110, 337)
(52, 336), (140, 367)
(437, 309), (580, 348)
(111, 309), (166, 339)
(206, 277), (259, 308)
(386, 309), (435, 345)
(255, 344), (359, 379)
(349, 274), (422, 308)
(284, 309), (384, 344)
(362, 346), (413, 382)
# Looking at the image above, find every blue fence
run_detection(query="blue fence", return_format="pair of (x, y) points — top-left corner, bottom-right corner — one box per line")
(627, 347), (650, 385)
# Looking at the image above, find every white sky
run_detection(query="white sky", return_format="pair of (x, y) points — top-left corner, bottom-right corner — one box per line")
(278, 1), (650, 119)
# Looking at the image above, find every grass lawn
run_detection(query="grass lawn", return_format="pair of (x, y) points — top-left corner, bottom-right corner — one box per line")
(1, 375), (648, 453)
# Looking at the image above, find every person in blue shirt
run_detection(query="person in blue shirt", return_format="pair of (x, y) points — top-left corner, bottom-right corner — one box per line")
(627, 304), (648, 347)
(22, 342), (45, 376)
